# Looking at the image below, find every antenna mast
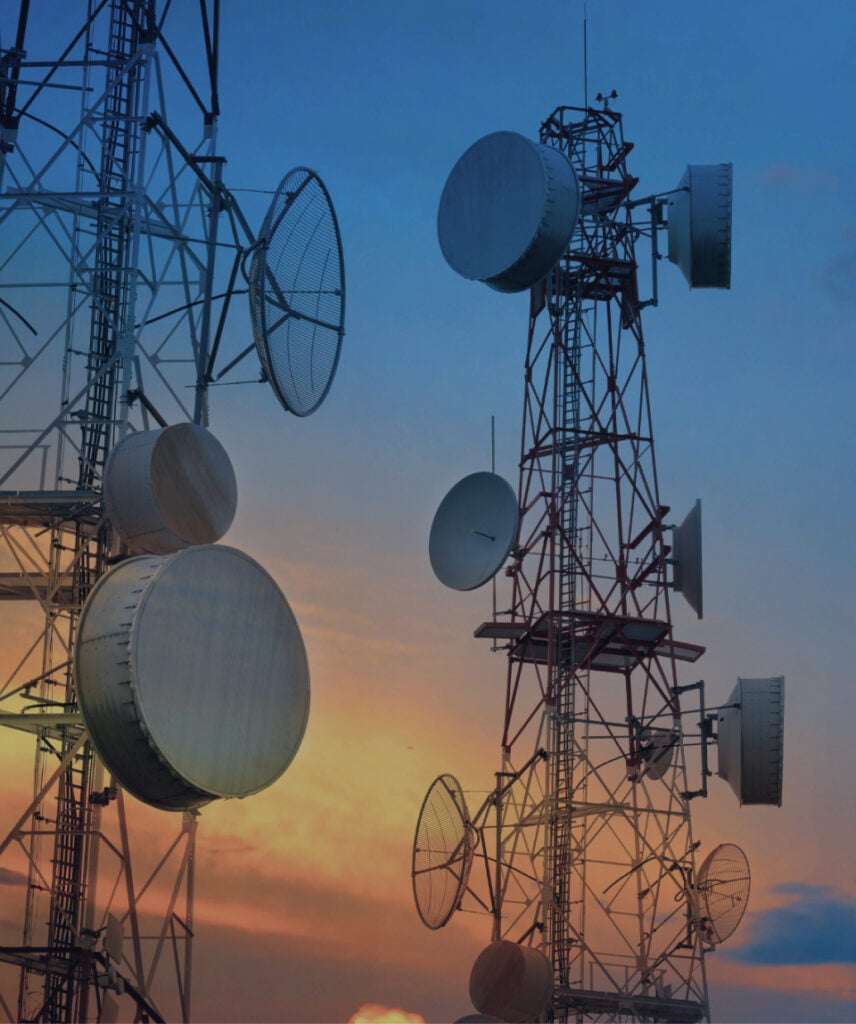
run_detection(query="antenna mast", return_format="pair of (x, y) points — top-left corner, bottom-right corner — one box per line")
(0, 3), (345, 1020)
(420, 90), (782, 1024)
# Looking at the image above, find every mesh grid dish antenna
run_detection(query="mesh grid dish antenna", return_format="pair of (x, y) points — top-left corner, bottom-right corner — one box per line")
(695, 843), (751, 944)
(717, 676), (785, 805)
(250, 167), (346, 416)
(429, 471), (519, 591)
(412, 774), (475, 929)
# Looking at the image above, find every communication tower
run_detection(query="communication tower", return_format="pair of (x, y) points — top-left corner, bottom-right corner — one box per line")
(0, 3), (345, 1021)
(413, 104), (784, 1022)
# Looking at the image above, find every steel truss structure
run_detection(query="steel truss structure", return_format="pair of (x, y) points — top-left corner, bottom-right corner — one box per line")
(0, 2), (259, 1020)
(460, 106), (713, 1022)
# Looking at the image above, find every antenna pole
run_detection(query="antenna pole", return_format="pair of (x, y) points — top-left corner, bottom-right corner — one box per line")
(491, 414), (497, 631)
(583, 2), (589, 110)
(490, 414), (495, 473)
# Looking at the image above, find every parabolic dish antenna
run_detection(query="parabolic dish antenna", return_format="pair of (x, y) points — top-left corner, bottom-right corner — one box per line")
(104, 422), (237, 554)
(667, 163), (733, 289)
(412, 774), (474, 929)
(672, 498), (703, 619)
(469, 941), (553, 1024)
(249, 167), (345, 416)
(429, 471), (518, 591)
(639, 727), (677, 781)
(695, 842), (751, 944)
(438, 131), (580, 293)
(717, 676), (785, 805)
(74, 545), (309, 811)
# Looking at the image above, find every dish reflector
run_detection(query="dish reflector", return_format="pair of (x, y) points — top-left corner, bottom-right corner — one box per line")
(672, 499), (703, 619)
(695, 842), (750, 944)
(667, 164), (732, 289)
(639, 727), (677, 781)
(717, 676), (784, 806)
(412, 774), (474, 929)
(103, 913), (123, 963)
(75, 545), (309, 811)
(249, 167), (345, 416)
(104, 423), (237, 555)
(429, 472), (518, 591)
(438, 131), (580, 293)
(469, 941), (553, 1023)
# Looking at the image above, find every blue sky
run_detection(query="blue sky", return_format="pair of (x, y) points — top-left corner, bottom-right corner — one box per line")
(2, 2), (855, 1021)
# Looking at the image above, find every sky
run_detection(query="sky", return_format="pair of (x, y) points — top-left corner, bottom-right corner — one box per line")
(1, 1), (855, 1022)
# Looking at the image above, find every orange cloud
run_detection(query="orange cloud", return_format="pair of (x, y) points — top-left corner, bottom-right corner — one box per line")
(348, 1004), (426, 1024)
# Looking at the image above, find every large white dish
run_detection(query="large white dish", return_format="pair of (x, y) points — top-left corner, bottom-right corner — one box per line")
(667, 164), (733, 289)
(74, 545), (309, 810)
(104, 423), (237, 554)
(717, 676), (784, 806)
(438, 131), (580, 293)
(429, 472), (518, 591)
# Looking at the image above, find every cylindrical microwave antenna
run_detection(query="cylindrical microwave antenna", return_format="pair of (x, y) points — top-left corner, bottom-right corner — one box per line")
(74, 545), (309, 810)
(104, 423), (237, 554)
(437, 131), (580, 293)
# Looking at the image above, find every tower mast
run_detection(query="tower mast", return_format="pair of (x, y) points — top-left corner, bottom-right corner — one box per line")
(488, 103), (708, 1021)
(416, 90), (771, 1022)
(0, 3), (222, 1019)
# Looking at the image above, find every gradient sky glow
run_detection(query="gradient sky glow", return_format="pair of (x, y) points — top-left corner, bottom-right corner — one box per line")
(1, 1), (855, 1022)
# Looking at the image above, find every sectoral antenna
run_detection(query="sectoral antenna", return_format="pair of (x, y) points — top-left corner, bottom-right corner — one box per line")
(669, 499), (703, 619)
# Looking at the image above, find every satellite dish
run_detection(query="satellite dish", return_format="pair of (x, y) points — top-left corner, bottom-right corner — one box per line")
(104, 423), (237, 554)
(639, 727), (677, 781)
(672, 499), (703, 619)
(667, 163), (733, 289)
(74, 545), (309, 811)
(429, 472), (518, 591)
(695, 843), (751, 944)
(249, 167), (345, 416)
(411, 774), (474, 929)
(438, 131), (580, 293)
(469, 941), (553, 1023)
(717, 676), (784, 806)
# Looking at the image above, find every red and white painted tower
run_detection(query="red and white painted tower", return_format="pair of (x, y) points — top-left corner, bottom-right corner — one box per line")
(414, 100), (782, 1024)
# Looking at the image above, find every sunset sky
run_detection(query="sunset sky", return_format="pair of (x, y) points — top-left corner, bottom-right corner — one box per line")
(1, 1), (855, 1022)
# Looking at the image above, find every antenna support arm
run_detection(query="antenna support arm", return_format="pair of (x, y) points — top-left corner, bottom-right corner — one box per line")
(676, 679), (712, 800)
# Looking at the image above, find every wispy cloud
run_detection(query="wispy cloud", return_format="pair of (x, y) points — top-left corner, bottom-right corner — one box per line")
(758, 162), (839, 191)
(819, 250), (856, 303)
(727, 883), (856, 965)
(0, 867), (27, 887)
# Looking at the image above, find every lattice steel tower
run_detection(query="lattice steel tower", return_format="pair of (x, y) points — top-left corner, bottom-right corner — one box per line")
(0, 3), (345, 1021)
(414, 100), (783, 1024)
